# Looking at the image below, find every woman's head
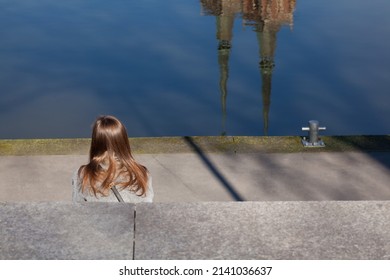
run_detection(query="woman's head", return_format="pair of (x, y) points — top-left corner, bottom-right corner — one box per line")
(90, 115), (132, 161)
(79, 115), (148, 197)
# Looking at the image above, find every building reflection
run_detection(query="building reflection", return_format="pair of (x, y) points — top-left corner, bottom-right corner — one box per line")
(200, 0), (296, 135)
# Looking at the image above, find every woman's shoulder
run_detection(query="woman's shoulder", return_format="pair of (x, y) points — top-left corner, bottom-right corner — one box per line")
(72, 168), (80, 181)
(72, 168), (87, 202)
(72, 166), (154, 203)
(121, 174), (153, 203)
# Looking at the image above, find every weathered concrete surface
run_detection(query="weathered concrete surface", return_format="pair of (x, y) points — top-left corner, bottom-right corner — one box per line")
(135, 201), (390, 260)
(1, 136), (389, 202)
(1, 137), (388, 260)
(1, 152), (389, 202)
(0, 202), (135, 259)
(0, 155), (86, 202)
(1, 202), (389, 260)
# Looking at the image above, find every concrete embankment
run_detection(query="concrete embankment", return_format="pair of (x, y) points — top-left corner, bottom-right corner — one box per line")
(1, 136), (389, 259)
(1, 201), (390, 259)
(0, 136), (389, 202)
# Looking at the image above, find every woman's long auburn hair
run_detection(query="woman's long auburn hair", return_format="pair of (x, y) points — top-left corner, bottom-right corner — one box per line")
(78, 115), (148, 197)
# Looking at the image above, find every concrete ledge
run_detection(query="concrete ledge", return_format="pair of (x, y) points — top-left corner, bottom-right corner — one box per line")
(136, 201), (390, 259)
(0, 135), (389, 155)
(1, 202), (390, 260)
(0, 202), (135, 260)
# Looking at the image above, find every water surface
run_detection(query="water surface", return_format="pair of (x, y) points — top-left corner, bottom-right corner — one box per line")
(1, 0), (389, 138)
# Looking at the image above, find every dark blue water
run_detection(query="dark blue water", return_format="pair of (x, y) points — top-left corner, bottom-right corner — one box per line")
(1, 0), (389, 138)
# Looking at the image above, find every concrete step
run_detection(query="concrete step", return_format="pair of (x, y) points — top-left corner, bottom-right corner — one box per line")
(1, 201), (389, 260)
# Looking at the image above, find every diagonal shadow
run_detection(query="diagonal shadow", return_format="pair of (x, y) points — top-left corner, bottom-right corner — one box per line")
(333, 135), (390, 170)
(183, 136), (244, 201)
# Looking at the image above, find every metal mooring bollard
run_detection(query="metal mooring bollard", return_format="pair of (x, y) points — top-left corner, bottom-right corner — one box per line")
(302, 120), (326, 147)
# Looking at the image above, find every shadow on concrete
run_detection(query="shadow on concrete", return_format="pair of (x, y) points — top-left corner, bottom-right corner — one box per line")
(332, 135), (390, 170)
(196, 135), (390, 201)
(225, 152), (390, 201)
(184, 136), (244, 201)
(368, 152), (390, 171)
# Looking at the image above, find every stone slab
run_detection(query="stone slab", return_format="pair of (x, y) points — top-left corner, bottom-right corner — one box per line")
(1, 152), (390, 203)
(0, 202), (135, 259)
(135, 201), (390, 259)
(143, 151), (390, 201)
(0, 155), (86, 202)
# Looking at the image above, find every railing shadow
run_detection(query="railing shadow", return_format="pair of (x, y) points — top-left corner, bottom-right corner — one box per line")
(183, 136), (244, 201)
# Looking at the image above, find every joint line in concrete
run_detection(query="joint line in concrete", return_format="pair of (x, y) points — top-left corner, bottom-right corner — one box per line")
(133, 207), (136, 260)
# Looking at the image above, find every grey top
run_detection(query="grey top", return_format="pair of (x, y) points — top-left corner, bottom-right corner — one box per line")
(72, 169), (154, 203)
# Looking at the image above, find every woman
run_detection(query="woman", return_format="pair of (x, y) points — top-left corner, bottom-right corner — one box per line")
(72, 115), (153, 203)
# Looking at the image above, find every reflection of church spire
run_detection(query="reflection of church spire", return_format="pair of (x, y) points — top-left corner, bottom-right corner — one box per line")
(256, 24), (277, 136)
(201, 0), (240, 135)
(201, 0), (296, 136)
(244, 0), (296, 135)
(217, 14), (234, 136)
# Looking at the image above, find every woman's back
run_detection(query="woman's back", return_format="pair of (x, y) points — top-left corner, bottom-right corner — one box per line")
(72, 115), (153, 203)
(72, 170), (153, 203)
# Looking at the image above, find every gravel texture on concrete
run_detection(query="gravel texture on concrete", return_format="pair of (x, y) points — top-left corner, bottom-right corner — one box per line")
(0, 202), (135, 259)
(1, 201), (389, 260)
(135, 201), (390, 260)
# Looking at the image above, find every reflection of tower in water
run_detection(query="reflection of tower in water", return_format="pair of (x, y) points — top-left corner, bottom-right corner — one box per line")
(243, 0), (296, 135)
(216, 2), (241, 135)
(217, 16), (232, 136)
(201, 0), (241, 135)
(201, 0), (295, 135)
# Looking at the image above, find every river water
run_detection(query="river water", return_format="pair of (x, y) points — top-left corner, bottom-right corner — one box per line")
(1, 0), (389, 138)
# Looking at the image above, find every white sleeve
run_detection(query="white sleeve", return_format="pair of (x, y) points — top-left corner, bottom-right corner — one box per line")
(72, 169), (87, 202)
(145, 174), (154, 202)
